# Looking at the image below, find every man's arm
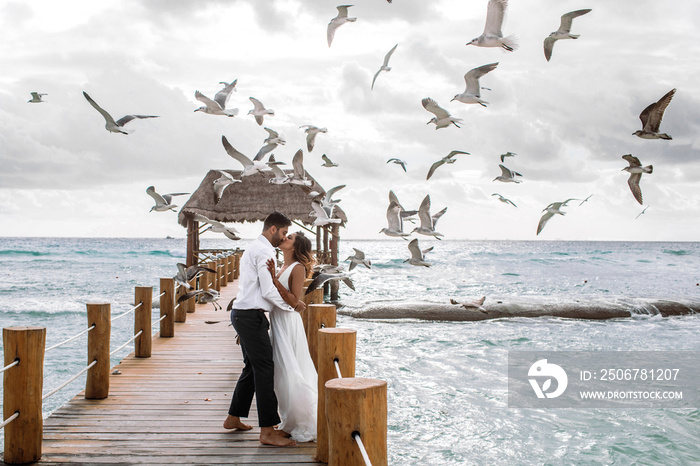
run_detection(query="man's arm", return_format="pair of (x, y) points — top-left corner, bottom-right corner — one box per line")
(257, 253), (296, 312)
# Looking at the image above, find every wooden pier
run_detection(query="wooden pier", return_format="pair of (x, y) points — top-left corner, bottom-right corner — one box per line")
(31, 281), (321, 465)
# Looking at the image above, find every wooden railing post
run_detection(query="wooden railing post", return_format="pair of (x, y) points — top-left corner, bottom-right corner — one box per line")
(160, 278), (175, 338)
(219, 257), (227, 288)
(304, 288), (324, 308)
(306, 304), (336, 370)
(233, 253), (241, 279)
(227, 254), (234, 283)
(134, 286), (152, 358)
(86, 303), (110, 399)
(175, 281), (188, 322)
(186, 277), (196, 313)
(326, 378), (388, 466)
(214, 259), (222, 292)
(3, 326), (46, 464)
(316, 328), (356, 463)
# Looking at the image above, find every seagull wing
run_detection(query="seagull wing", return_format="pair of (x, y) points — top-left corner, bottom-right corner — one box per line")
(559, 9), (592, 33)
(327, 21), (340, 47)
(386, 201), (403, 231)
(83, 92), (119, 127)
(447, 150), (470, 158)
(325, 184), (346, 201)
(499, 164), (513, 178)
(337, 5), (351, 18)
(371, 69), (382, 90)
(464, 63), (498, 95)
(195, 90), (223, 111)
(417, 195), (432, 229)
(426, 160), (445, 180)
(221, 136), (253, 168)
(269, 164), (288, 180)
(543, 36), (557, 61)
(311, 201), (329, 220)
(622, 154), (642, 168)
(431, 207), (447, 229)
(306, 132), (318, 152)
(407, 238), (423, 261)
(322, 154), (335, 165)
(254, 143), (276, 161)
(292, 149), (305, 179)
(536, 211), (555, 235)
(249, 96), (265, 112)
(483, 0), (507, 36)
(214, 80), (237, 108)
(628, 173), (643, 205)
(422, 98), (450, 119)
(115, 115), (158, 127)
(383, 44), (398, 66)
(353, 248), (365, 260)
(146, 186), (168, 206)
(641, 88), (676, 132)
(263, 127), (280, 141)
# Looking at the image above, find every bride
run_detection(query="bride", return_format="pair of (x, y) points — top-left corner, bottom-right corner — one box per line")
(265, 231), (318, 442)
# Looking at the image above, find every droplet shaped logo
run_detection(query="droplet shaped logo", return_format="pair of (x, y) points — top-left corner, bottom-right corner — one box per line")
(528, 359), (568, 399)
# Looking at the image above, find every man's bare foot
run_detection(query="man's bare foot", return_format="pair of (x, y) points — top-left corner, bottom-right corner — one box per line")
(260, 426), (296, 446)
(223, 415), (252, 430)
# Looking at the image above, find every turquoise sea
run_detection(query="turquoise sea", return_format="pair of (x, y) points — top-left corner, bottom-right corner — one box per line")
(1, 237), (699, 464)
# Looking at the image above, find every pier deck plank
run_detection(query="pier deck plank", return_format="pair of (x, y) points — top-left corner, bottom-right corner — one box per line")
(33, 280), (321, 465)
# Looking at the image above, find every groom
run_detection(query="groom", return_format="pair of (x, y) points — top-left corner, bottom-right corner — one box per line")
(223, 212), (304, 446)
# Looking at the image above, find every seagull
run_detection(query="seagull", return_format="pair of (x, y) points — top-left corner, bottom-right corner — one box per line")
(633, 89), (676, 140)
(311, 201), (342, 227)
(300, 125), (328, 152)
(622, 154), (653, 205)
(213, 170), (241, 203)
(536, 199), (577, 235)
(28, 92), (47, 103)
(450, 297), (487, 313)
(389, 190), (418, 222)
(422, 98), (463, 129)
(327, 5), (357, 47)
(146, 186), (189, 212)
(194, 214), (241, 240)
(346, 248), (371, 271)
(317, 184), (345, 214)
(267, 155), (291, 184)
(426, 150), (470, 180)
(544, 9), (592, 61)
(387, 158), (407, 172)
(405, 238), (430, 267)
(371, 44), (398, 90)
(492, 193), (517, 207)
(493, 164), (522, 183)
(321, 154), (339, 167)
(174, 263), (217, 290)
(466, 0), (518, 52)
(305, 272), (354, 294)
(288, 150), (312, 186)
(379, 200), (411, 238)
(635, 205), (650, 220)
(578, 194), (593, 206)
(500, 151), (516, 163)
(83, 91), (158, 134)
(412, 194), (446, 239)
(178, 289), (222, 311)
(221, 135), (270, 177)
(194, 81), (239, 116)
(248, 97), (274, 126)
(451, 63), (498, 106)
(254, 127), (286, 161)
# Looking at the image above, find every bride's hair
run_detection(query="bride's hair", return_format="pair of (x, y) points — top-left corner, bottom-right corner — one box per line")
(292, 232), (315, 278)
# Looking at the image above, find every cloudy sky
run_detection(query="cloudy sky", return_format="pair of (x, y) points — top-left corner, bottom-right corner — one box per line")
(1, 0), (699, 241)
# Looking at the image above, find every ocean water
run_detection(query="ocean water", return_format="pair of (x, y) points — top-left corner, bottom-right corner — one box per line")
(1, 237), (699, 464)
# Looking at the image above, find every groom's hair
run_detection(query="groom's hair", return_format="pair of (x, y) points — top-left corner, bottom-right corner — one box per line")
(263, 211), (292, 231)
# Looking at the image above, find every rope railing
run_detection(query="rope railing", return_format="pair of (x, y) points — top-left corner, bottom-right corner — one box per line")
(110, 330), (144, 357)
(42, 359), (97, 401)
(0, 412), (19, 430)
(334, 358), (342, 379)
(352, 432), (373, 466)
(157, 291), (166, 298)
(153, 314), (167, 326)
(111, 301), (143, 322)
(45, 324), (95, 353)
(1, 359), (19, 373)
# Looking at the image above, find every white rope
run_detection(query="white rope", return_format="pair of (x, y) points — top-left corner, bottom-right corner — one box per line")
(45, 325), (95, 353)
(111, 301), (143, 322)
(110, 330), (144, 357)
(42, 360), (97, 401)
(173, 303), (181, 310)
(1, 359), (19, 374)
(334, 359), (342, 379)
(157, 291), (166, 298)
(0, 412), (19, 430)
(153, 314), (167, 326)
(353, 432), (373, 466)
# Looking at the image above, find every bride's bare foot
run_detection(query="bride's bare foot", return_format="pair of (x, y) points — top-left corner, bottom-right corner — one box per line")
(223, 415), (252, 430)
(260, 427), (296, 446)
(275, 429), (292, 438)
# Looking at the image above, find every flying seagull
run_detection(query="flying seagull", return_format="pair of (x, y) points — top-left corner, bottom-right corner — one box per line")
(578, 194), (593, 206)
(493, 164), (522, 183)
(427, 150), (470, 180)
(500, 151), (516, 163)
(492, 193), (516, 207)
(289, 149), (313, 186)
(346, 248), (371, 271)
(371, 44), (398, 90)
(633, 89), (676, 140)
(316, 184), (345, 216)
(194, 80), (239, 116)
(405, 238), (430, 267)
(267, 155), (291, 184)
(300, 125), (328, 152)
(544, 9), (592, 62)
(536, 199), (577, 235)
(146, 186), (188, 212)
(387, 158), (407, 172)
(194, 214), (241, 240)
(412, 194), (446, 239)
(311, 201), (342, 227)
(451, 63), (498, 106)
(28, 92), (47, 103)
(422, 97), (463, 129)
(466, 0), (518, 52)
(221, 135), (269, 177)
(178, 289), (222, 311)
(305, 272), (354, 294)
(380, 200), (411, 238)
(83, 91), (158, 134)
(248, 97), (274, 126)
(389, 190), (418, 222)
(213, 170), (241, 203)
(622, 154), (652, 205)
(450, 297), (488, 313)
(635, 205), (650, 220)
(174, 263), (217, 290)
(254, 127), (286, 161)
(321, 154), (338, 167)
(327, 5), (357, 47)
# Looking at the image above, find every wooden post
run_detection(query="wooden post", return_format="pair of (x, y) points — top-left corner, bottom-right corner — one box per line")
(330, 224), (340, 302)
(317, 328), (356, 464)
(213, 259), (222, 292)
(3, 327), (45, 464)
(85, 303), (111, 399)
(306, 304), (336, 370)
(316, 226), (322, 262)
(233, 253), (241, 279)
(201, 264), (211, 304)
(326, 378), (388, 466)
(186, 276), (196, 313)
(186, 219), (199, 267)
(159, 278), (175, 338)
(227, 254), (234, 282)
(206, 261), (217, 299)
(134, 286), (152, 358)
(304, 288), (324, 307)
(219, 257), (226, 288)
(175, 281), (188, 322)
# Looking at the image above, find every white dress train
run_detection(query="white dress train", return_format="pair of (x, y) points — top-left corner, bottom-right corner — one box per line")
(270, 262), (318, 442)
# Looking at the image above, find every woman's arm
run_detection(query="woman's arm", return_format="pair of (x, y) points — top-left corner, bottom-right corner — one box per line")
(266, 259), (306, 312)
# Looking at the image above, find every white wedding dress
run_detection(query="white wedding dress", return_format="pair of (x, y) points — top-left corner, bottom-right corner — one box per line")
(270, 262), (318, 442)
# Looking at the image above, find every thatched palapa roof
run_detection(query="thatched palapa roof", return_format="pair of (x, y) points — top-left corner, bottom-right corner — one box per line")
(178, 169), (347, 227)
